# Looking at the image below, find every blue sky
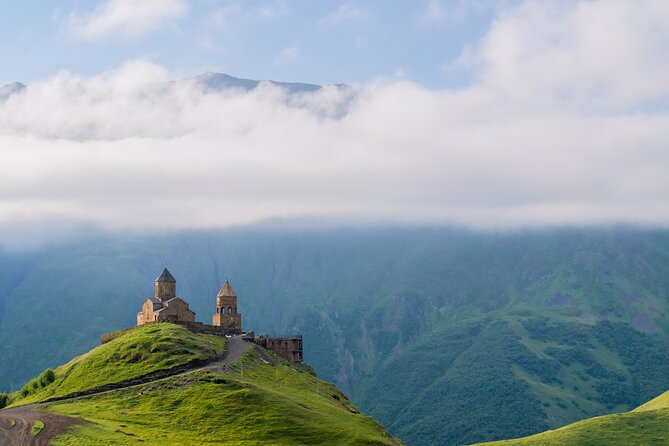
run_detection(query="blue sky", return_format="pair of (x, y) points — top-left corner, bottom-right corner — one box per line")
(0, 1), (505, 87)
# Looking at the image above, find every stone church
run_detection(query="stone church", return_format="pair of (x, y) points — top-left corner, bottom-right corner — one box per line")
(136, 268), (196, 325)
(137, 268), (242, 334)
(134, 267), (300, 362)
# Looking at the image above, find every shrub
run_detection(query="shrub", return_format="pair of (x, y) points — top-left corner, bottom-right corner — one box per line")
(17, 368), (57, 399)
(0, 392), (8, 409)
(39, 369), (55, 386)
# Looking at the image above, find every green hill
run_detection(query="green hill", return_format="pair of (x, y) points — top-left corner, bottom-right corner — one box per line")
(2, 227), (669, 444)
(2, 322), (401, 445)
(9, 323), (226, 405)
(476, 388), (669, 445)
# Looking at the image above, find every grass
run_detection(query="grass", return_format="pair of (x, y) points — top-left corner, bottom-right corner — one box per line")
(10, 419), (16, 427)
(48, 348), (401, 445)
(635, 388), (669, 412)
(31, 420), (44, 437)
(11, 323), (226, 405)
(476, 410), (669, 445)
(6, 322), (399, 445)
(477, 389), (669, 445)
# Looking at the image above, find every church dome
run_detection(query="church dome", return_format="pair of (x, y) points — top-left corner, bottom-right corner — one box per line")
(156, 267), (176, 283)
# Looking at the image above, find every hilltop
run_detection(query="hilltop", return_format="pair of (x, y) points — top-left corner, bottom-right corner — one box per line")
(0, 323), (401, 445)
(476, 387), (669, 445)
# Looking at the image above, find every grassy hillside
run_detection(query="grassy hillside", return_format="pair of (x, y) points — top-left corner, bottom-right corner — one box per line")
(636, 388), (669, 412)
(49, 357), (401, 445)
(476, 388), (669, 445)
(10, 323), (226, 405)
(2, 227), (669, 444)
(11, 323), (401, 445)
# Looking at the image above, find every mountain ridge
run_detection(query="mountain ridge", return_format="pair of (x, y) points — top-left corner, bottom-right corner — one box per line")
(191, 71), (344, 94)
(2, 227), (669, 445)
(0, 72), (350, 99)
(0, 81), (25, 100)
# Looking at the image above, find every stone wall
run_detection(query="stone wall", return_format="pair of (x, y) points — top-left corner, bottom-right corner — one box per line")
(255, 336), (303, 362)
(155, 281), (176, 300)
(177, 321), (228, 337)
(212, 312), (242, 334)
(157, 298), (195, 323)
(137, 299), (157, 326)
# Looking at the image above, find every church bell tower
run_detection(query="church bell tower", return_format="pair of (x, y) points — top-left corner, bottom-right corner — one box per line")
(212, 280), (242, 334)
(155, 267), (177, 301)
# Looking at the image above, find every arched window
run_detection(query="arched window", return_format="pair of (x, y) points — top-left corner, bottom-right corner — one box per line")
(228, 306), (232, 314)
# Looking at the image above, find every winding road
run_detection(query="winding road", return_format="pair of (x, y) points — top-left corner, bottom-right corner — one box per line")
(207, 335), (252, 370)
(0, 404), (84, 446)
(0, 335), (252, 445)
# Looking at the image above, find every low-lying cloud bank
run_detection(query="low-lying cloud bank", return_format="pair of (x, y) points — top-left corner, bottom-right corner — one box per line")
(1, 0), (669, 248)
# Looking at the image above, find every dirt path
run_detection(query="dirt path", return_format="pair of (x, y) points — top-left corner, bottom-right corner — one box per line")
(207, 335), (252, 370)
(0, 335), (252, 445)
(0, 404), (85, 446)
(40, 335), (252, 405)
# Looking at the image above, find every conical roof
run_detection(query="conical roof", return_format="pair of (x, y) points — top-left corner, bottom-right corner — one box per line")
(156, 267), (176, 283)
(217, 280), (237, 298)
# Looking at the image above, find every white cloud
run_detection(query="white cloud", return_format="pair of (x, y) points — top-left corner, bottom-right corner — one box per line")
(393, 67), (408, 79)
(253, 1), (289, 20)
(274, 46), (299, 65)
(1, 1), (669, 245)
(468, 0), (669, 107)
(66, 0), (187, 40)
(416, 0), (489, 25)
(417, 0), (460, 24)
(318, 3), (370, 26)
(200, 0), (288, 50)
(209, 1), (287, 28)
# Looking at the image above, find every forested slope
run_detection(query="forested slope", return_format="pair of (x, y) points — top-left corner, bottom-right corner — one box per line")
(1, 227), (669, 444)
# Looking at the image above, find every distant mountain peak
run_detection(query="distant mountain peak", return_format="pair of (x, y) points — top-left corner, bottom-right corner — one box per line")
(0, 74), (351, 101)
(0, 82), (26, 100)
(187, 72), (355, 118)
(191, 72), (345, 95)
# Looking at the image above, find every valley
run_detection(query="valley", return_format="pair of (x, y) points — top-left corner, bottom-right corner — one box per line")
(1, 227), (669, 444)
